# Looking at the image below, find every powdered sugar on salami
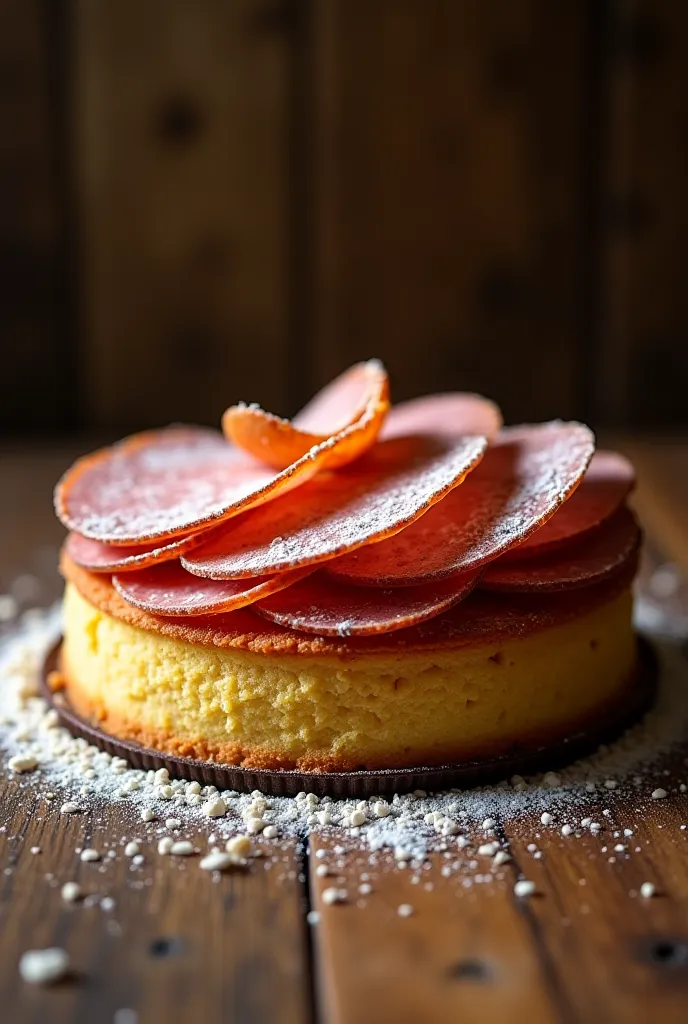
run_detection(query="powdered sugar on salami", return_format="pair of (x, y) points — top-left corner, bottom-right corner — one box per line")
(502, 449), (635, 559)
(481, 506), (641, 592)
(382, 392), (502, 442)
(65, 530), (209, 573)
(55, 427), (324, 545)
(327, 422), (595, 586)
(113, 561), (314, 617)
(223, 360), (390, 472)
(256, 569), (480, 636)
(182, 434), (487, 579)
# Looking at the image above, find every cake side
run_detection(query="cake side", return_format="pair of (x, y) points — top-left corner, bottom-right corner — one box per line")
(60, 580), (637, 772)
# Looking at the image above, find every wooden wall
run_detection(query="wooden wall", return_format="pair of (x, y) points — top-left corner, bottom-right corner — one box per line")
(0, 0), (686, 433)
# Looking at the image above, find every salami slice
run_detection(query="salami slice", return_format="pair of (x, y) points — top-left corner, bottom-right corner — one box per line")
(65, 530), (208, 573)
(480, 506), (640, 592)
(501, 450), (635, 560)
(326, 422), (595, 586)
(113, 561), (313, 617)
(256, 568), (480, 636)
(55, 426), (325, 545)
(383, 393), (502, 442)
(223, 360), (390, 471)
(182, 433), (487, 579)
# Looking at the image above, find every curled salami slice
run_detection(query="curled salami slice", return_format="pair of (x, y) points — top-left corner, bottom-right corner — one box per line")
(383, 393), (502, 442)
(256, 569), (480, 636)
(501, 450), (635, 560)
(326, 422), (595, 586)
(480, 506), (640, 592)
(113, 561), (313, 617)
(65, 530), (208, 573)
(182, 434), (487, 579)
(55, 426), (324, 545)
(223, 360), (390, 471)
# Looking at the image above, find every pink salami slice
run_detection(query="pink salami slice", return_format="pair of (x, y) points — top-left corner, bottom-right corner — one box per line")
(65, 530), (208, 573)
(181, 433), (487, 579)
(383, 393), (502, 441)
(222, 360), (389, 471)
(501, 450), (635, 560)
(55, 426), (324, 545)
(256, 568), (481, 636)
(326, 422), (595, 586)
(480, 506), (640, 592)
(113, 561), (313, 617)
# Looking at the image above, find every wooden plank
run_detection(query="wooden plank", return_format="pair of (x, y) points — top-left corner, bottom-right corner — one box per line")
(0, 0), (71, 431)
(309, 834), (559, 1024)
(73, 0), (293, 430)
(595, 1), (688, 427)
(309, 772), (688, 1023)
(504, 767), (688, 1022)
(0, 786), (311, 1023)
(310, 0), (588, 423)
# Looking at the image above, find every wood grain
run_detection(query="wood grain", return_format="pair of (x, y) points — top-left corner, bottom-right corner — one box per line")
(309, 834), (558, 1024)
(72, 0), (292, 430)
(310, 764), (688, 1024)
(0, 0), (72, 432)
(504, 769), (688, 1022)
(594, 0), (688, 427)
(0, 784), (312, 1024)
(310, 0), (588, 423)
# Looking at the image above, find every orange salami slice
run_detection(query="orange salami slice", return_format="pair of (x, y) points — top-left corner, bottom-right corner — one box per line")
(55, 426), (326, 545)
(500, 449), (635, 560)
(65, 530), (208, 573)
(480, 506), (640, 592)
(182, 434), (487, 579)
(383, 393), (502, 441)
(256, 569), (480, 636)
(222, 360), (390, 471)
(326, 422), (595, 587)
(113, 561), (313, 617)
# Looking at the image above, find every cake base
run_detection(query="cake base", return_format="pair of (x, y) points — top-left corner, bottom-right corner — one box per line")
(42, 637), (657, 797)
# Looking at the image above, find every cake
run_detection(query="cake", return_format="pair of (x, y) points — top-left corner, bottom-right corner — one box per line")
(52, 361), (643, 773)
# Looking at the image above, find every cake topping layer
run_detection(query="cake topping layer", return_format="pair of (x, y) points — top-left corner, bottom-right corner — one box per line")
(55, 426), (326, 544)
(54, 361), (638, 637)
(255, 567), (480, 636)
(181, 433), (487, 579)
(326, 422), (595, 586)
(500, 449), (635, 560)
(113, 561), (313, 617)
(65, 529), (206, 572)
(223, 359), (390, 471)
(481, 506), (641, 592)
(381, 392), (502, 441)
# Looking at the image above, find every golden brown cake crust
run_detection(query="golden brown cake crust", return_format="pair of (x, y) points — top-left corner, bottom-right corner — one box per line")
(60, 548), (637, 659)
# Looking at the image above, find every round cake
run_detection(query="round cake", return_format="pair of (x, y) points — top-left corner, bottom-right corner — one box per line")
(52, 362), (643, 774)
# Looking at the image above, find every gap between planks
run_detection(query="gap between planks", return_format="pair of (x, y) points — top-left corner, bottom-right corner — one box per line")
(308, 776), (688, 1024)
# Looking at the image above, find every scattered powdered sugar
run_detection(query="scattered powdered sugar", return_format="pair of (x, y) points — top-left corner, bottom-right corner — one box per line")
(1, 598), (687, 872)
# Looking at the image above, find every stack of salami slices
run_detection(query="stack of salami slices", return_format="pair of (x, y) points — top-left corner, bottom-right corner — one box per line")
(56, 361), (639, 638)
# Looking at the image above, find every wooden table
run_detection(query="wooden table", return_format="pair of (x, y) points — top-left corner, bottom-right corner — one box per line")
(1, 438), (688, 1024)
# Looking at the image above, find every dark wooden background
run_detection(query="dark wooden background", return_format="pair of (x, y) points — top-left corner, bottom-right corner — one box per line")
(1, 0), (687, 436)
